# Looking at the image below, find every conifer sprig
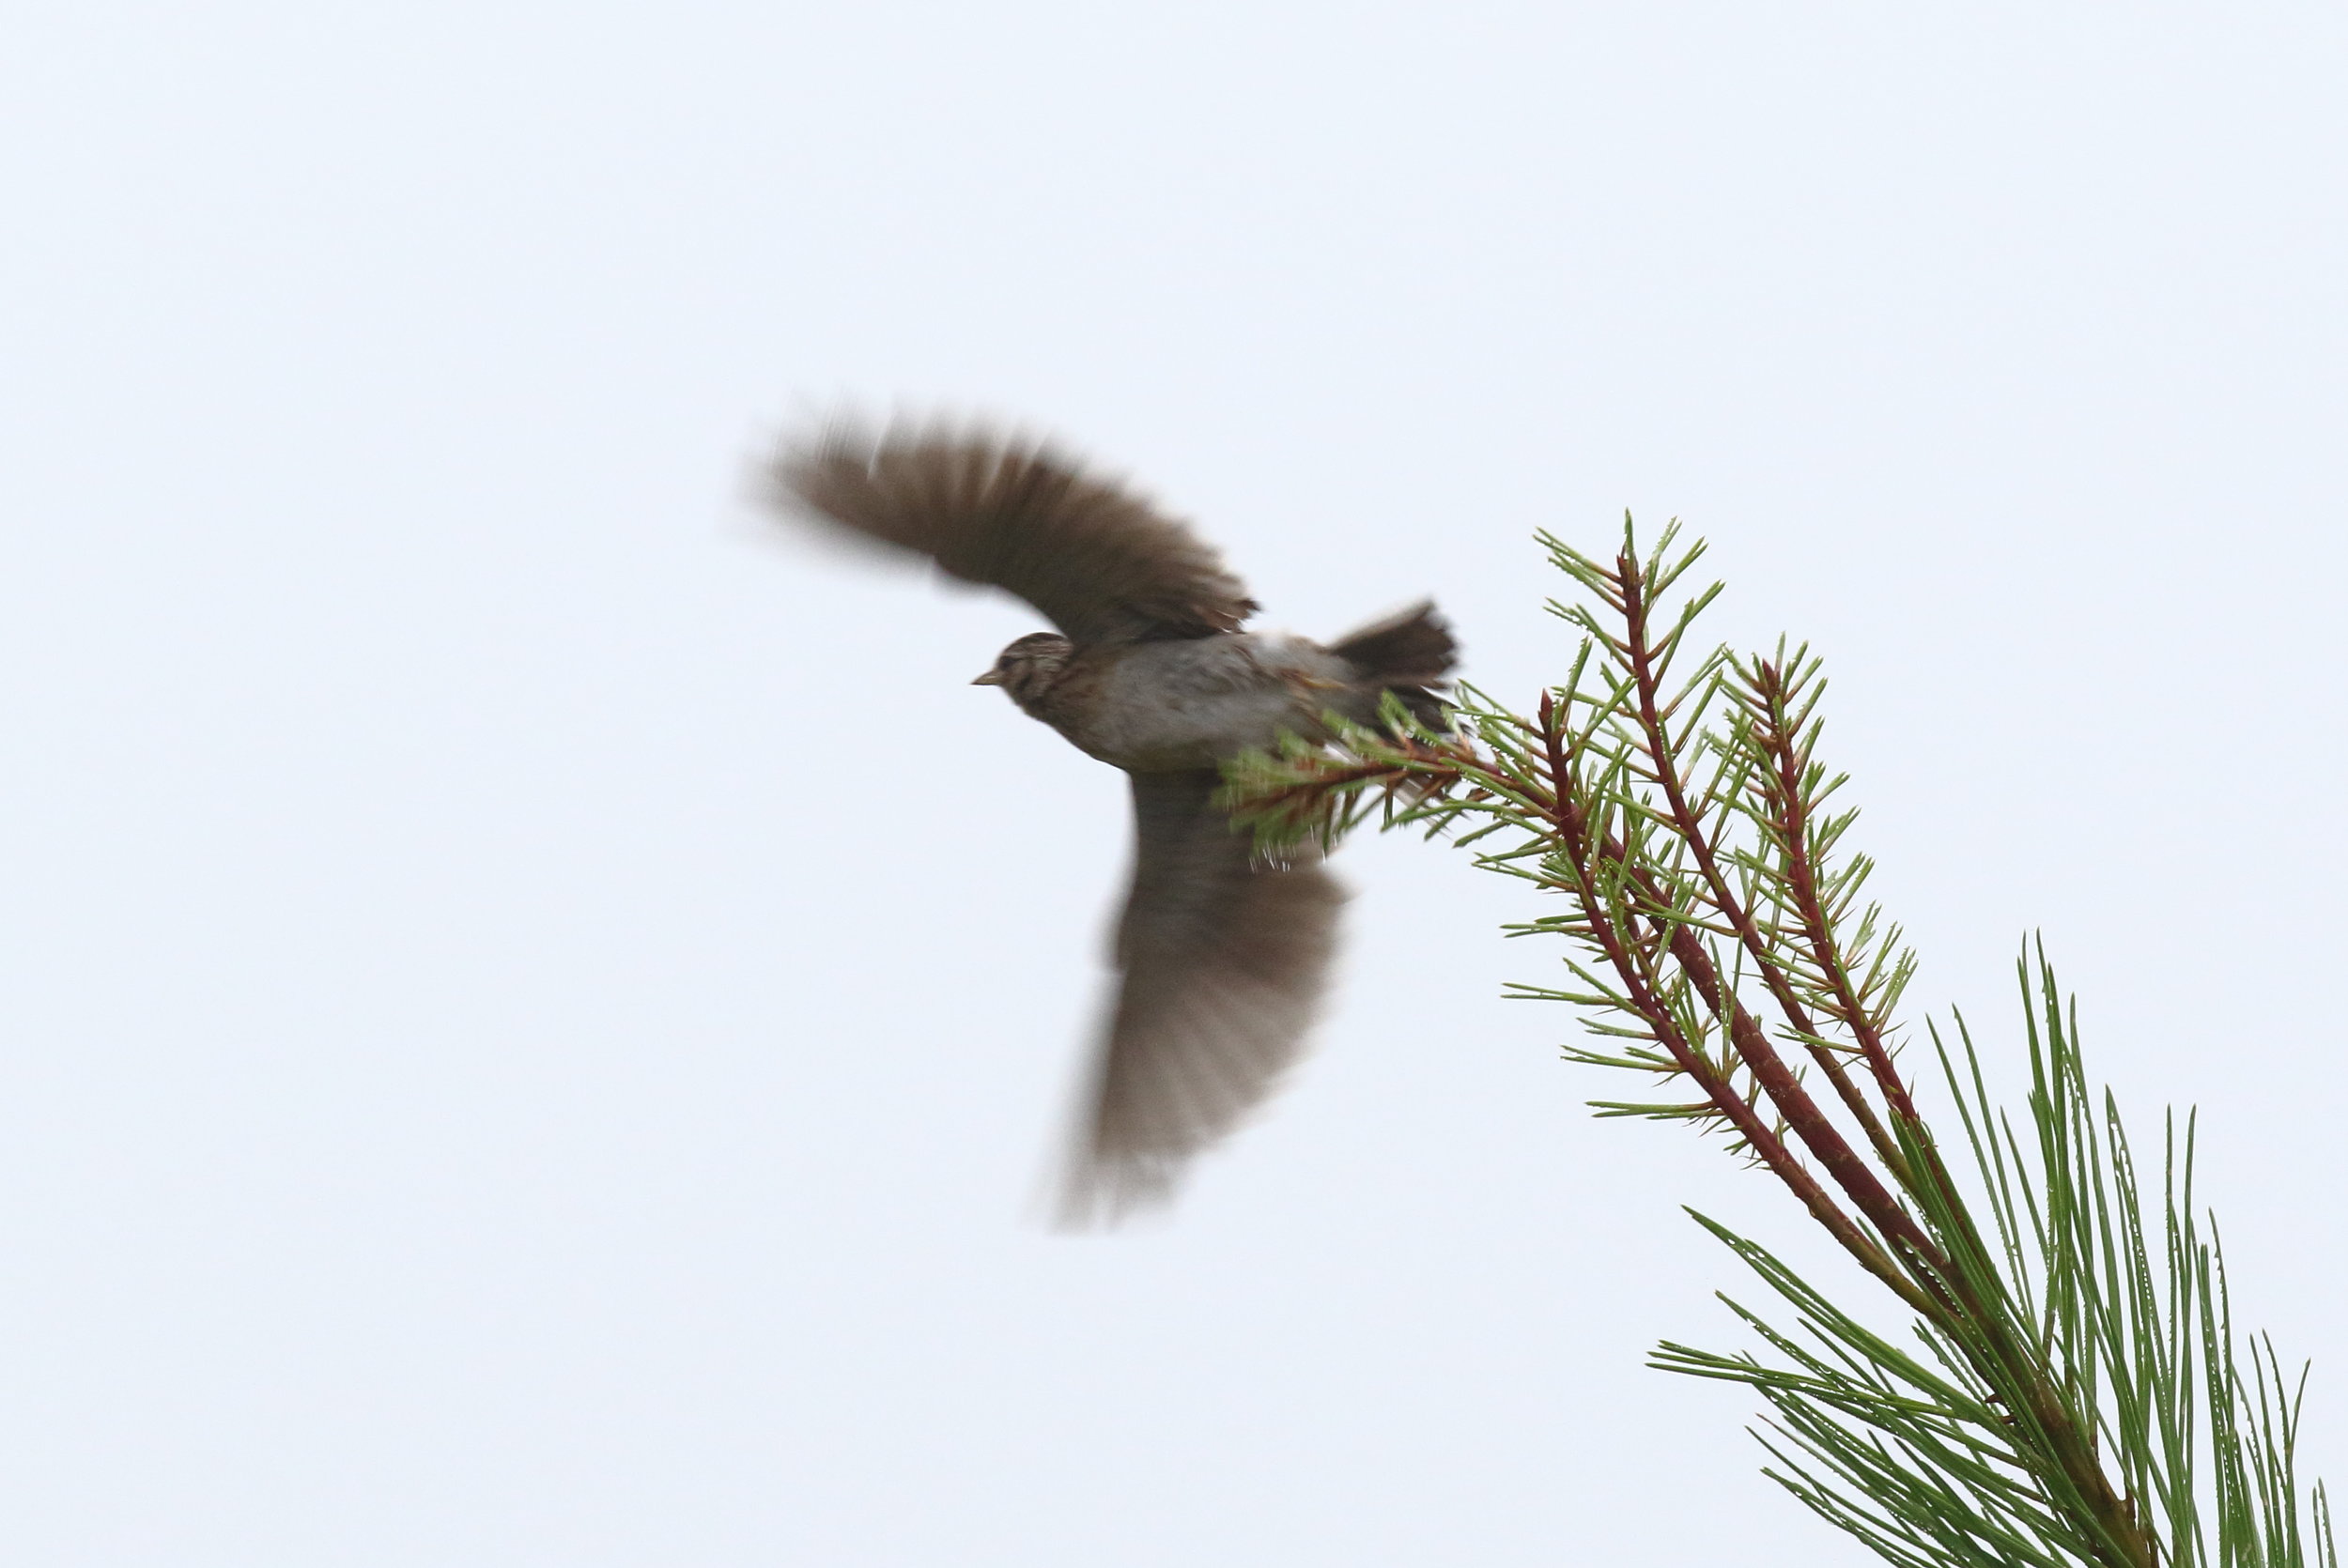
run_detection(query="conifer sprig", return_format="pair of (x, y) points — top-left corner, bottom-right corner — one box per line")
(1220, 523), (2333, 1568)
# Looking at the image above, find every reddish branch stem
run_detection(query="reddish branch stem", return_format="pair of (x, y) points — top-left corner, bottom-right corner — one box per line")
(1536, 695), (1929, 1313)
(1743, 661), (1922, 1123)
(1744, 658), (2054, 1415)
(1612, 553), (1943, 1266)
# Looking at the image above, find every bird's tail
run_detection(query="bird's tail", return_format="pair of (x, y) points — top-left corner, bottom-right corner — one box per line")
(1326, 601), (1458, 730)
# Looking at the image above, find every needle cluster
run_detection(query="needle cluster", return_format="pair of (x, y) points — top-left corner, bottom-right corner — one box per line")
(1220, 522), (2334, 1568)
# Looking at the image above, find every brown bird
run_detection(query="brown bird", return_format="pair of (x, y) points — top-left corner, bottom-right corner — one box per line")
(770, 423), (1458, 1222)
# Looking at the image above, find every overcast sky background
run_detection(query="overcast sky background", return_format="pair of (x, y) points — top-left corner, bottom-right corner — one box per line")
(4, 4), (2345, 1564)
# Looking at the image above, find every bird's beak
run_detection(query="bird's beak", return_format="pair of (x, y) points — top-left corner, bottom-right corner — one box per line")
(971, 669), (1005, 686)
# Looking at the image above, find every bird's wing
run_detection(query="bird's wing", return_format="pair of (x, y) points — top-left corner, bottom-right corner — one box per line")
(1063, 769), (1345, 1223)
(771, 423), (1258, 647)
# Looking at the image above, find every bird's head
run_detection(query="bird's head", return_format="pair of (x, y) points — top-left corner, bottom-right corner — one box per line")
(971, 632), (1075, 712)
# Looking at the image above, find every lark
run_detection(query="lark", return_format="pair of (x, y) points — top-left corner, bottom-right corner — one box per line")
(771, 423), (1457, 1222)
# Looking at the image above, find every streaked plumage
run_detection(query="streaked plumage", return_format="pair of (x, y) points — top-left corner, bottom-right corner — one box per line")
(771, 422), (1458, 1221)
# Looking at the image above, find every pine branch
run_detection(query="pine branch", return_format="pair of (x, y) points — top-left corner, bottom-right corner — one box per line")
(1220, 521), (2334, 1568)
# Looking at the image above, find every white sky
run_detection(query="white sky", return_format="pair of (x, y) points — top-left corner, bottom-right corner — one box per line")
(4, 4), (2344, 1563)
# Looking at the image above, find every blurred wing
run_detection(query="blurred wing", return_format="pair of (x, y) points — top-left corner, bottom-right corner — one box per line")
(1063, 770), (1345, 1223)
(771, 423), (1258, 647)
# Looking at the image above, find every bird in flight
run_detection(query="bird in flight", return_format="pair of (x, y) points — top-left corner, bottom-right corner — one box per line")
(770, 423), (1457, 1222)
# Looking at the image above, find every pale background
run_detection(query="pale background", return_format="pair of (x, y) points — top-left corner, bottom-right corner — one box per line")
(3, 4), (2343, 1564)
